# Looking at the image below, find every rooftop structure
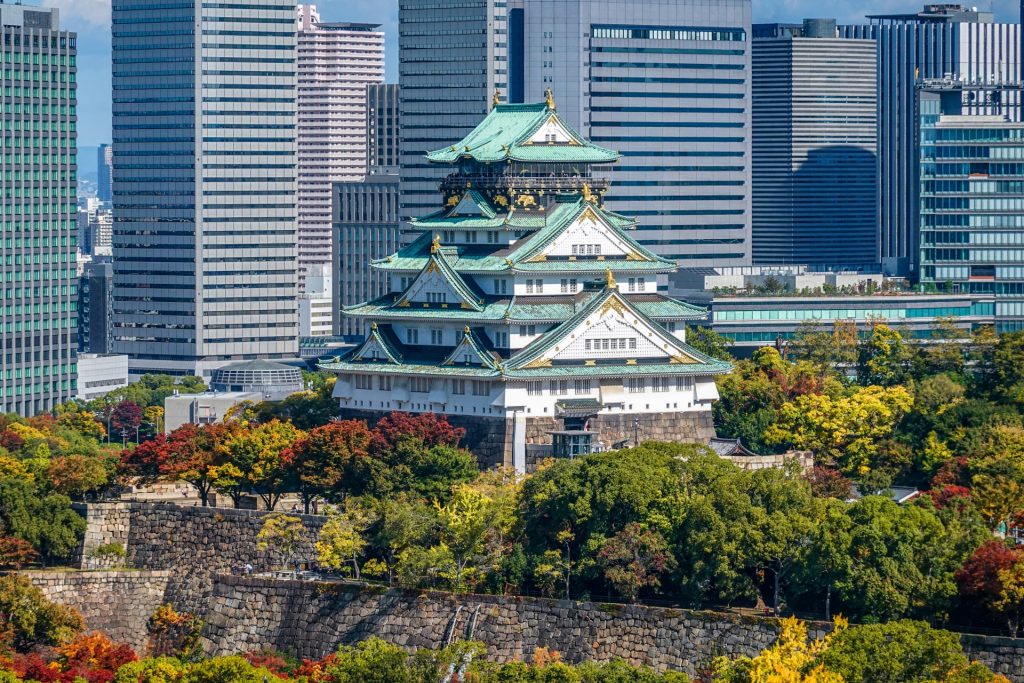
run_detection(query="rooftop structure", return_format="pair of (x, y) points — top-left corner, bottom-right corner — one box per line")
(322, 95), (732, 469)
(209, 360), (305, 401)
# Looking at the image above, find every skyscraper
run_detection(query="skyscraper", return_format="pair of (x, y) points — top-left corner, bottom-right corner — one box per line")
(366, 83), (399, 171)
(398, 0), (508, 236)
(296, 6), (384, 287)
(917, 81), (1024, 332)
(111, 0), (299, 378)
(751, 20), (877, 266)
(0, 4), (78, 416)
(519, 0), (753, 279)
(97, 143), (112, 204)
(842, 5), (1020, 276)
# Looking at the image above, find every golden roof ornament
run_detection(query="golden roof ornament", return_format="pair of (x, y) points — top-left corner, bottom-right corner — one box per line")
(431, 234), (441, 254)
(581, 183), (595, 204)
(545, 87), (556, 110)
(492, 89), (502, 108)
(371, 322), (378, 330)
(605, 269), (617, 290)
(464, 325), (471, 335)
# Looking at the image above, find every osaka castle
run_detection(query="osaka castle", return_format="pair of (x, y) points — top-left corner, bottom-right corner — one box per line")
(321, 92), (732, 470)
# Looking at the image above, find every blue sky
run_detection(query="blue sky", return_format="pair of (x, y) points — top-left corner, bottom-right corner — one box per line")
(43, 0), (1022, 148)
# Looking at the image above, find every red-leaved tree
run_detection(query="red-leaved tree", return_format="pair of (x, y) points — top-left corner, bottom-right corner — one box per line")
(370, 412), (465, 455)
(120, 422), (239, 506)
(287, 419), (373, 512)
(956, 539), (1024, 635)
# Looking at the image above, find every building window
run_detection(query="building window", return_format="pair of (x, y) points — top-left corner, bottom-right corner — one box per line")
(560, 278), (578, 293)
(519, 324), (537, 337)
(430, 329), (444, 345)
(574, 379), (591, 395)
(676, 377), (691, 391)
(526, 381), (543, 396)
(377, 376), (391, 391)
(495, 331), (508, 347)
(411, 377), (430, 393)
(473, 380), (490, 396)
(493, 279), (508, 295)
(627, 378), (645, 393)
(549, 379), (568, 395)
(628, 277), (647, 292)
(406, 328), (419, 344)
(452, 379), (465, 395)
(426, 292), (447, 304)
(355, 375), (372, 390)
(652, 377), (671, 392)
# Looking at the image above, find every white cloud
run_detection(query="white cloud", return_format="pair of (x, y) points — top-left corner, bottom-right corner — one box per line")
(43, 0), (111, 28)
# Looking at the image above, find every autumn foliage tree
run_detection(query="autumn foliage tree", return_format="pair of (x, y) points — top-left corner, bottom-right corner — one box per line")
(597, 523), (674, 603)
(286, 420), (373, 511)
(956, 540), (1024, 636)
(119, 422), (239, 506)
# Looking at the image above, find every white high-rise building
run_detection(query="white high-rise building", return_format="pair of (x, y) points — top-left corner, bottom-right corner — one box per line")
(297, 5), (384, 287)
(112, 0), (299, 378)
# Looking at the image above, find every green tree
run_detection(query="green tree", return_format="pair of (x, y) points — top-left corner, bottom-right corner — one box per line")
(0, 573), (83, 651)
(858, 324), (912, 387)
(368, 494), (437, 586)
(0, 477), (86, 564)
(179, 656), (290, 683)
(685, 325), (734, 361)
(597, 522), (674, 602)
(256, 513), (307, 573)
(818, 620), (994, 683)
(322, 637), (413, 683)
(789, 320), (858, 368)
(317, 502), (373, 579)
(994, 330), (1024, 405)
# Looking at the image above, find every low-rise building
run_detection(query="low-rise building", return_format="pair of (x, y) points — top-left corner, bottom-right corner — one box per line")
(76, 354), (130, 402)
(300, 264), (333, 337)
(164, 391), (263, 433)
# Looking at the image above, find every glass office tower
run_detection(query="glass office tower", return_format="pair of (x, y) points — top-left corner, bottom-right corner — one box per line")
(111, 0), (299, 378)
(0, 5), (77, 416)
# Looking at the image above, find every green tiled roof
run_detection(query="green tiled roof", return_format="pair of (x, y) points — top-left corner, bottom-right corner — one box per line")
(348, 324), (403, 364)
(344, 292), (706, 322)
(394, 250), (486, 311)
(425, 101), (620, 165)
(505, 285), (727, 373)
(412, 207), (550, 231)
(374, 199), (672, 274)
(442, 326), (502, 370)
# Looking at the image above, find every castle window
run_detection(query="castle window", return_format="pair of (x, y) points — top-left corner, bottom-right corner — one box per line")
(574, 379), (591, 395)
(452, 379), (466, 395)
(430, 329), (444, 345)
(519, 325), (536, 337)
(652, 377), (671, 393)
(487, 231), (499, 244)
(355, 375), (372, 390)
(526, 381), (543, 396)
(406, 328), (419, 344)
(377, 376), (391, 391)
(494, 331), (508, 347)
(549, 379), (568, 395)
(560, 278), (578, 293)
(411, 377), (431, 393)
(472, 381), (490, 396)
(627, 378), (645, 393)
(493, 279), (508, 295)
(426, 292), (447, 304)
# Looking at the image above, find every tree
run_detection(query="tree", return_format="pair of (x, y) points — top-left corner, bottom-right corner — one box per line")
(764, 385), (913, 476)
(0, 574), (83, 651)
(367, 494), (437, 586)
(256, 513), (306, 573)
(287, 420), (374, 510)
(957, 540), (1024, 636)
(371, 440), (478, 503)
(685, 325), (734, 361)
(120, 422), (238, 506)
(994, 330), (1024, 404)
(317, 503), (373, 579)
(46, 454), (111, 500)
(370, 412), (465, 454)
(57, 409), (105, 442)
(0, 535), (38, 569)
(0, 477), (86, 564)
(745, 466), (822, 614)
(993, 560), (1024, 639)
(968, 425), (1024, 533)
(111, 400), (144, 442)
(818, 620), (1004, 683)
(858, 324), (912, 386)
(221, 419), (305, 510)
(812, 496), (981, 622)
(143, 406), (164, 439)
(805, 467), (852, 500)
(789, 320), (858, 368)
(322, 637), (414, 683)
(713, 616), (846, 683)
(597, 522), (674, 602)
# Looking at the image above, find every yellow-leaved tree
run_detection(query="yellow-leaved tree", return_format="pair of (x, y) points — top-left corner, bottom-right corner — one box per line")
(713, 616), (847, 683)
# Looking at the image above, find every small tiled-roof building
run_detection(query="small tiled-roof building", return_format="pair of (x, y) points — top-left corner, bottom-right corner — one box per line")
(321, 93), (732, 469)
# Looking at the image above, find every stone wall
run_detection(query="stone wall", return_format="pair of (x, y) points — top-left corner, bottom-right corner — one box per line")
(73, 503), (133, 569)
(121, 503), (325, 613)
(200, 575), (785, 675)
(200, 576), (1024, 681)
(25, 571), (170, 653)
